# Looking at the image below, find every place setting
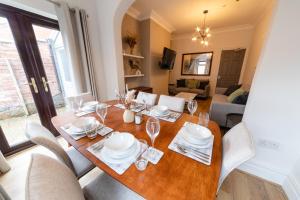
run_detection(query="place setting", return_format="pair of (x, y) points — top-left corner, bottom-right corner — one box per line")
(168, 113), (214, 165)
(142, 105), (181, 122)
(86, 116), (164, 174)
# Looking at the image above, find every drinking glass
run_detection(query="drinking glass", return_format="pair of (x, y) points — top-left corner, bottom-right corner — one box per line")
(134, 139), (148, 171)
(198, 112), (210, 127)
(96, 103), (108, 126)
(84, 118), (98, 139)
(187, 100), (198, 116)
(146, 117), (160, 147)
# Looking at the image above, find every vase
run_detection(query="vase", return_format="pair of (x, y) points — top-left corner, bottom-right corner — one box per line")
(123, 109), (135, 123)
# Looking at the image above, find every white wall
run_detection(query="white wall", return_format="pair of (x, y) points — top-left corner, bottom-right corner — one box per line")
(242, 1), (275, 89)
(170, 27), (254, 95)
(241, 0), (300, 199)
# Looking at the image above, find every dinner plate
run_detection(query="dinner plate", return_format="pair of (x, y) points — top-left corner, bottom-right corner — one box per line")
(181, 123), (212, 146)
(181, 132), (212, 148)
(71, 117), (99, 134)
(101, 141), (141, 164)
(152, 105), (169, 114)
(150, 109), (170, 117)
(102, 140), (137, 159)
(104, 132), (135, 153)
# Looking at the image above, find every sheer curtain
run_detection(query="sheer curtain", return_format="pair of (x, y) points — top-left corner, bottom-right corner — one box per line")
(54, 2), (97, 97)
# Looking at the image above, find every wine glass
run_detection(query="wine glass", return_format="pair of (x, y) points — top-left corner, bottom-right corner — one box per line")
(198, 112), (210, 127)
(146, 117), (160, 158)
(187, 100), (198, 116)
(96, 103), (108, 126)
(71, 96), (83, 113)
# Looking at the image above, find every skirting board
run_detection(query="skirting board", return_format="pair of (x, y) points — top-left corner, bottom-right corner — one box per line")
(238, 161), (300, 200)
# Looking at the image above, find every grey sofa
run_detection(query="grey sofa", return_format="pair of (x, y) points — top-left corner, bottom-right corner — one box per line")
(170, 79), (210, 98)
(209, 94), (245, 127)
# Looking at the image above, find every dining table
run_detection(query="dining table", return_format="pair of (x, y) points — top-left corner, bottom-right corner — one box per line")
(51, 100), (222, 200)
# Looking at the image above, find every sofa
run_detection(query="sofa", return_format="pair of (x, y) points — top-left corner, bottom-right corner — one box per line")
(209, 94), (246, 127)
(170, 79), (210, 98)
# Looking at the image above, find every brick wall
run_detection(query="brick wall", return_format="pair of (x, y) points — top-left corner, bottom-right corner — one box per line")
(0, 40), (64, 119)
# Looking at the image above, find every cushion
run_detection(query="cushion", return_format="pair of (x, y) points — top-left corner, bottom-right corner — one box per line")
(227, 88), (245, 102)
(223, 84), (242, 96)
(186, 79), (198, 89)
(232, 92), (249, 105)
(177, 79), (185, 87)
(198, 81), (209, 89)
(26, 154), (85, 200)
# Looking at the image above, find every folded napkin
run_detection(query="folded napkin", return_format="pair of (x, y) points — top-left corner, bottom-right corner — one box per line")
(141, 109), (181, 122)
(87, 140), (146, 175)
(60, 124), (113, 140)
(168, 122), (214, 165)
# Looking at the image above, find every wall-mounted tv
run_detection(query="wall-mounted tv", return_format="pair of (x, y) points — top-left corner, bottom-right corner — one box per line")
(160, 47), (176, 70)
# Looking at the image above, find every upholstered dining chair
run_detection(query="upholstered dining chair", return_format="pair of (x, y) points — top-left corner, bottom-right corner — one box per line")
(158, 95), (185, 113)
(0, 151), (10, 174)
(65, 92), (96, 108)
(217, 122), (255, 192)
(0, 185), (11, 200)
(25, 122), (94, 179)
(135, 91), (157, 106)
(26, 154), (144, 200)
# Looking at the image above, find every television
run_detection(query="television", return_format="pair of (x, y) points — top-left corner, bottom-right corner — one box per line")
(160, 47), (176, 70)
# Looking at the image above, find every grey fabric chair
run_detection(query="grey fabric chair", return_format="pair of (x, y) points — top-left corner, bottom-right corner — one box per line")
(158, 95), (185, 113)
(25, 122), (94, 179)
(0, 185), (11, 200)
(26, 154), (144, 200)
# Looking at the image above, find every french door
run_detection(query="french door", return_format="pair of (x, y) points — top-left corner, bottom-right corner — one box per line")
(0, 4), (65, 155)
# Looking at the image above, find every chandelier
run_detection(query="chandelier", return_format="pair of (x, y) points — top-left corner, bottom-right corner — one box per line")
(192, 10), (211, 46)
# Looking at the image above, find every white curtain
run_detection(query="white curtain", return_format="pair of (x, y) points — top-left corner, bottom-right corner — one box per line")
(54, 2), (97, 97)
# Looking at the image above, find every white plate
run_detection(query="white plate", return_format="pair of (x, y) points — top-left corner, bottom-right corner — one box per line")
(101, 141), (141, 164)
(181, 124), (212, 146)
(152, 105), (169, 114)
(71, 117), (99, 134)
(104, 132), (135, 153)
(102, 140), (137, 159)
(181, 132), (212, 148)
(150, 109), (170, 117)
(83, 101), (98, 107)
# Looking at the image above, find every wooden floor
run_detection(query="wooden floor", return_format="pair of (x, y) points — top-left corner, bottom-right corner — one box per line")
(0, 98), (288, 200)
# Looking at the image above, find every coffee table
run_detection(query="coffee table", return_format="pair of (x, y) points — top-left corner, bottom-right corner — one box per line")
(175, 92), (197, 102)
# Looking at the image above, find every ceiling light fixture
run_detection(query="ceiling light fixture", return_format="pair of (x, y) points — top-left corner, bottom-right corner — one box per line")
(192, 10), (211, 46)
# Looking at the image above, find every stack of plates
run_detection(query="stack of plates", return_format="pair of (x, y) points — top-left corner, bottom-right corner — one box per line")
(101, 132), (140, 164)
(150, 105), (170, 117)
(71, 116), (99, 135)
(81, 101), (98, 112)
(181, 123), (212, 148)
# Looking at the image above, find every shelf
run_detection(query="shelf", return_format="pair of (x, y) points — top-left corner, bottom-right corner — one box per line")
(124, 74), (145, 78)
(123, 53), (144, 59)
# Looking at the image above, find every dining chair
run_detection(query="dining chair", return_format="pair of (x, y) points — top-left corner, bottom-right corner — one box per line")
(158, 95), (185, 113)
(135, 91), (157, 106)
(65, 92), (96, 108)
(217, 122), (255, 192)
(0, 185), (11, 200)
(25, 122), (94, 179)
(0, 151), (10, 174)
(26, 154), (144, 200)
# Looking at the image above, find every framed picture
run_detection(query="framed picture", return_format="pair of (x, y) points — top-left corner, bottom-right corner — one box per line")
(181, 52), (213, 76)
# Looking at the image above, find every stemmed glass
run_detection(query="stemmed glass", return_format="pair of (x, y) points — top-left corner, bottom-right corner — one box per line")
(96, 103), (108, 126)
(146, 117), (160, 158)
(198, 112), (210, 127)
(71, 96), (83, 113)
(187, 100), (198, 116)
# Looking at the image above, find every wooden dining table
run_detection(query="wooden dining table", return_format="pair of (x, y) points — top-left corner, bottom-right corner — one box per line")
(51, 100), (222, 200)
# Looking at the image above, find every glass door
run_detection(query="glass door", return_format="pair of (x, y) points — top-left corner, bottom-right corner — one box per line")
(0, 4), (65, 155)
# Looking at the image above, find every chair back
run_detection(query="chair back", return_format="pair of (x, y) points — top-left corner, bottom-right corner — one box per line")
(0, 151), (10, 174)
(26, 154), (85, 200)
(218, 122), (255, 192)
(65, 92), (95, 108)
(136, 92), (157, 106)
(25, 122), (75, 172)
(0, 185), (11, 200)
(158, 95), (185, 112)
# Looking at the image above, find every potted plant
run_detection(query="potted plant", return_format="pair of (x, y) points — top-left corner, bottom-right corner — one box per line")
(123, 35), (137, 54)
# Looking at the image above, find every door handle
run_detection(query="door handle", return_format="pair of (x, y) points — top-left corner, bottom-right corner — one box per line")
(24, 77), (39, 94)
(41, 77), (49, 92)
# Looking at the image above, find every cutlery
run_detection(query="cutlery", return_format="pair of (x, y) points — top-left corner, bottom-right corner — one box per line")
(175, 143), (210, 158)
(176, 145), (209, 163)
(91, 131), (114, 151)
(175, 143), (210, 159)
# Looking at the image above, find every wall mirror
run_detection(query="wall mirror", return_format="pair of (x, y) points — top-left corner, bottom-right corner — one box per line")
(181, 52), (213, 76)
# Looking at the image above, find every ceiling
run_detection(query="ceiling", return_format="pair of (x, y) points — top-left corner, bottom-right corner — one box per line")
(130, 0), (272, 34)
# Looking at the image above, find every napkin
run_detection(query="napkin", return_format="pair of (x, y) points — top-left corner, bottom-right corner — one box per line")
(141, 109), (181, 122)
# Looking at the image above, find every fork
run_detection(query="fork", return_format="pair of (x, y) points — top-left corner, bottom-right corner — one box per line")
(176, 144), (209, 163)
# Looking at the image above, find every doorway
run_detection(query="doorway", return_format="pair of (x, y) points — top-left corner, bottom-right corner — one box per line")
(216, 49), (246, 92)
(0, 4), (70, 155)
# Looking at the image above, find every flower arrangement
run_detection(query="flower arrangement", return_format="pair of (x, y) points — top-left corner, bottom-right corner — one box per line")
(123, 35), (137, 54)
